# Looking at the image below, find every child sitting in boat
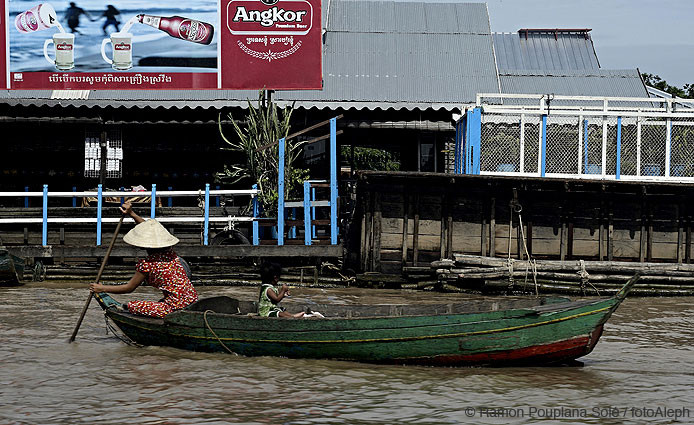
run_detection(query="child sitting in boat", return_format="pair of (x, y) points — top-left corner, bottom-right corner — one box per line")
(258, 262), (305, 318)
(89, 201), (198, 318)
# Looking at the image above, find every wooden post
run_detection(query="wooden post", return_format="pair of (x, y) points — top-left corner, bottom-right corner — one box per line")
(647, 212), (653, 262)
(640, 187), (647, 263)
(481, 197), (488, 256)
(687, 215), (692, 264)
(608, 202), (614, 262)
(413, 194), (420, 266)
(677, 204), (683, 264)
(447, 211), (453, 259)
(525, 202), (533, 257)
(440, 194), (447, 260)
(567, 209), (574, 260)
(372, 192), (382, 272)
(489, 197), (496, 257)
(361, 192), (373, 271)
(598, 208), (604, 261)
(401, 193), (409, 268)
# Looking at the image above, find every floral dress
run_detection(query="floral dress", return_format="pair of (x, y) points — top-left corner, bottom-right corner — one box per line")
(126, 250), (198, 318)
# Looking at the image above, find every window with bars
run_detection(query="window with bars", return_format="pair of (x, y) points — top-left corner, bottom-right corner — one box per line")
(84, 129), (123, 178)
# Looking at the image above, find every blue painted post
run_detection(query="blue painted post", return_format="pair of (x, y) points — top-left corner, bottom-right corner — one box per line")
(311, 186), (316, 239)
(42, 185), (48, 246)
(168, 186), (173, 207)
(330, 118), (338, 245)
(215, 185), (220, 207)
(290, 208), (297, 239)
(72, 186), (77, 208)
(541, 115), (547, 177)
(454, 120), (461, 174)
(150, 184), (156, 219)
(278, 138), (285, 246)
(252, 184), (259, 245)
(303, 181), (311, 245)
(583, 119), (589, 174)
(204, 183), (210, 245)
(616, 117), (622, 180)
(466, 108), (482, 174)
(96, 184), (103, 246)
(119, 186), (125, 205)
(463, 110), (472, 174)
(25, 186), (29, 208)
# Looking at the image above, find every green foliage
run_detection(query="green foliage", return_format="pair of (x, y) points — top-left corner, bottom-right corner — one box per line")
(341, 146), (400, 171)
(641, 73), (694, 99)
(216, 90), (309, 217)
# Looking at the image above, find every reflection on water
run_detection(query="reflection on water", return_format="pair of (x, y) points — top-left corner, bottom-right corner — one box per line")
(1, 284), (693, 424)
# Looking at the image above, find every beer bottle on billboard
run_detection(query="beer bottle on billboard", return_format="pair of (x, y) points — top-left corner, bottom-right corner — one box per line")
(137, 14), (214, 45)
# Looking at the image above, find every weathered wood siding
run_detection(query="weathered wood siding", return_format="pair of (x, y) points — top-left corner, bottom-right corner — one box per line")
(352, 171), (694, 274)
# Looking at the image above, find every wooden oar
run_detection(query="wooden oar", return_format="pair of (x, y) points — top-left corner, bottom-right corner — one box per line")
(68, 215), (125, 343)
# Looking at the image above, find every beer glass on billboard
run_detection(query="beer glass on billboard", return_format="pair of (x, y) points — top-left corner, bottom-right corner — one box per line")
(44, 32), (75, 70)
(101, 32), (133, 70)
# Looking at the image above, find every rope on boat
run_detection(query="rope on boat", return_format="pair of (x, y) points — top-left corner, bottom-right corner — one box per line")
(103, 314), (143, 348)
(203, 310), (239, 356)
(514, 203), (539, 297)
(578, 259), (601, 296)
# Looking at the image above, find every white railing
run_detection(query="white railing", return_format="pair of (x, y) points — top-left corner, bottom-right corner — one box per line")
(458, 94), (694, 182)
(0, 184), (258, 246)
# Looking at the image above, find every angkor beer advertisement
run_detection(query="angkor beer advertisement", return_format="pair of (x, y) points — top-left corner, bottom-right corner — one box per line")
(0, 0), (321, 89)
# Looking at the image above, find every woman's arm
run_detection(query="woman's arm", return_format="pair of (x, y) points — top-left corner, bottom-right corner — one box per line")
(90, 271), (146, 294)
(120, 201), (145, 224)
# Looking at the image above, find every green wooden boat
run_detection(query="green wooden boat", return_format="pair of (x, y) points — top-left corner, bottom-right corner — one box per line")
(0, 249), (24, 286)
(93, 276), (638, 366)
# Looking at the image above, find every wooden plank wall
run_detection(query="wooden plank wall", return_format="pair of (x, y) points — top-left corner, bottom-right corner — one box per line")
(355, 172), (694, 274)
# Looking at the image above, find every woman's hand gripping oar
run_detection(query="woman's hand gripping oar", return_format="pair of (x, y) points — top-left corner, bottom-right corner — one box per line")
(69, 215), (125, 343)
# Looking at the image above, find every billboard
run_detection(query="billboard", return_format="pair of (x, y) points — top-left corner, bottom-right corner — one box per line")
(1, 0), (322, 89)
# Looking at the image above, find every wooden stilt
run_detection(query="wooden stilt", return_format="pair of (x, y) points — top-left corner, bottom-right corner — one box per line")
(677, 204), (683, 264)
(489, 197), (496, 257)
(372, 192), (382, 272)
(401, 193), (409, 268)
(413, 194), (420, 266)
(481, 198), (488, 256)
(608, 205), (614, 262)
(440, 194), (446, 260)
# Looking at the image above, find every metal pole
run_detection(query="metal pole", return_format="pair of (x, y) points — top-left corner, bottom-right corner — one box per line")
(304, 181), (311, 246)
(42, 184), (48, 246)
(204, 183), (210, 245)
(278, 138), (285, 246)
(150, 184), (156, 219)
(541, 115), (547, 177)
(616, 117), (622, 179)
(96, 184), (102, 246)
(252, 183), (259, 245)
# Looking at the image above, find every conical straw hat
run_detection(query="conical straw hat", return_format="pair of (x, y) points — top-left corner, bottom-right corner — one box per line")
(123, 219), (179, 248)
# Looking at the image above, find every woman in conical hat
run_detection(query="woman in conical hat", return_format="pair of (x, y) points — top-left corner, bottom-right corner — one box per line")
(90, 201), (198, 318)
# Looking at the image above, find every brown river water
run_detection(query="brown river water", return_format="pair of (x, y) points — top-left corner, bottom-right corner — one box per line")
(1, 283), (692, 425)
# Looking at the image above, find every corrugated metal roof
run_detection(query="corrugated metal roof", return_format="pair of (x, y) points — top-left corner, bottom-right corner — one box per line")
(329, 1), (491, 34)
(493, 31), (600, 71)
(499, 69), (648, 99)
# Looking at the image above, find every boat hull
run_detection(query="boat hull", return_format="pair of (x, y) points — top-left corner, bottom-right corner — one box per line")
(0, 249), (24, 286)
(96, 291), (624, 366)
